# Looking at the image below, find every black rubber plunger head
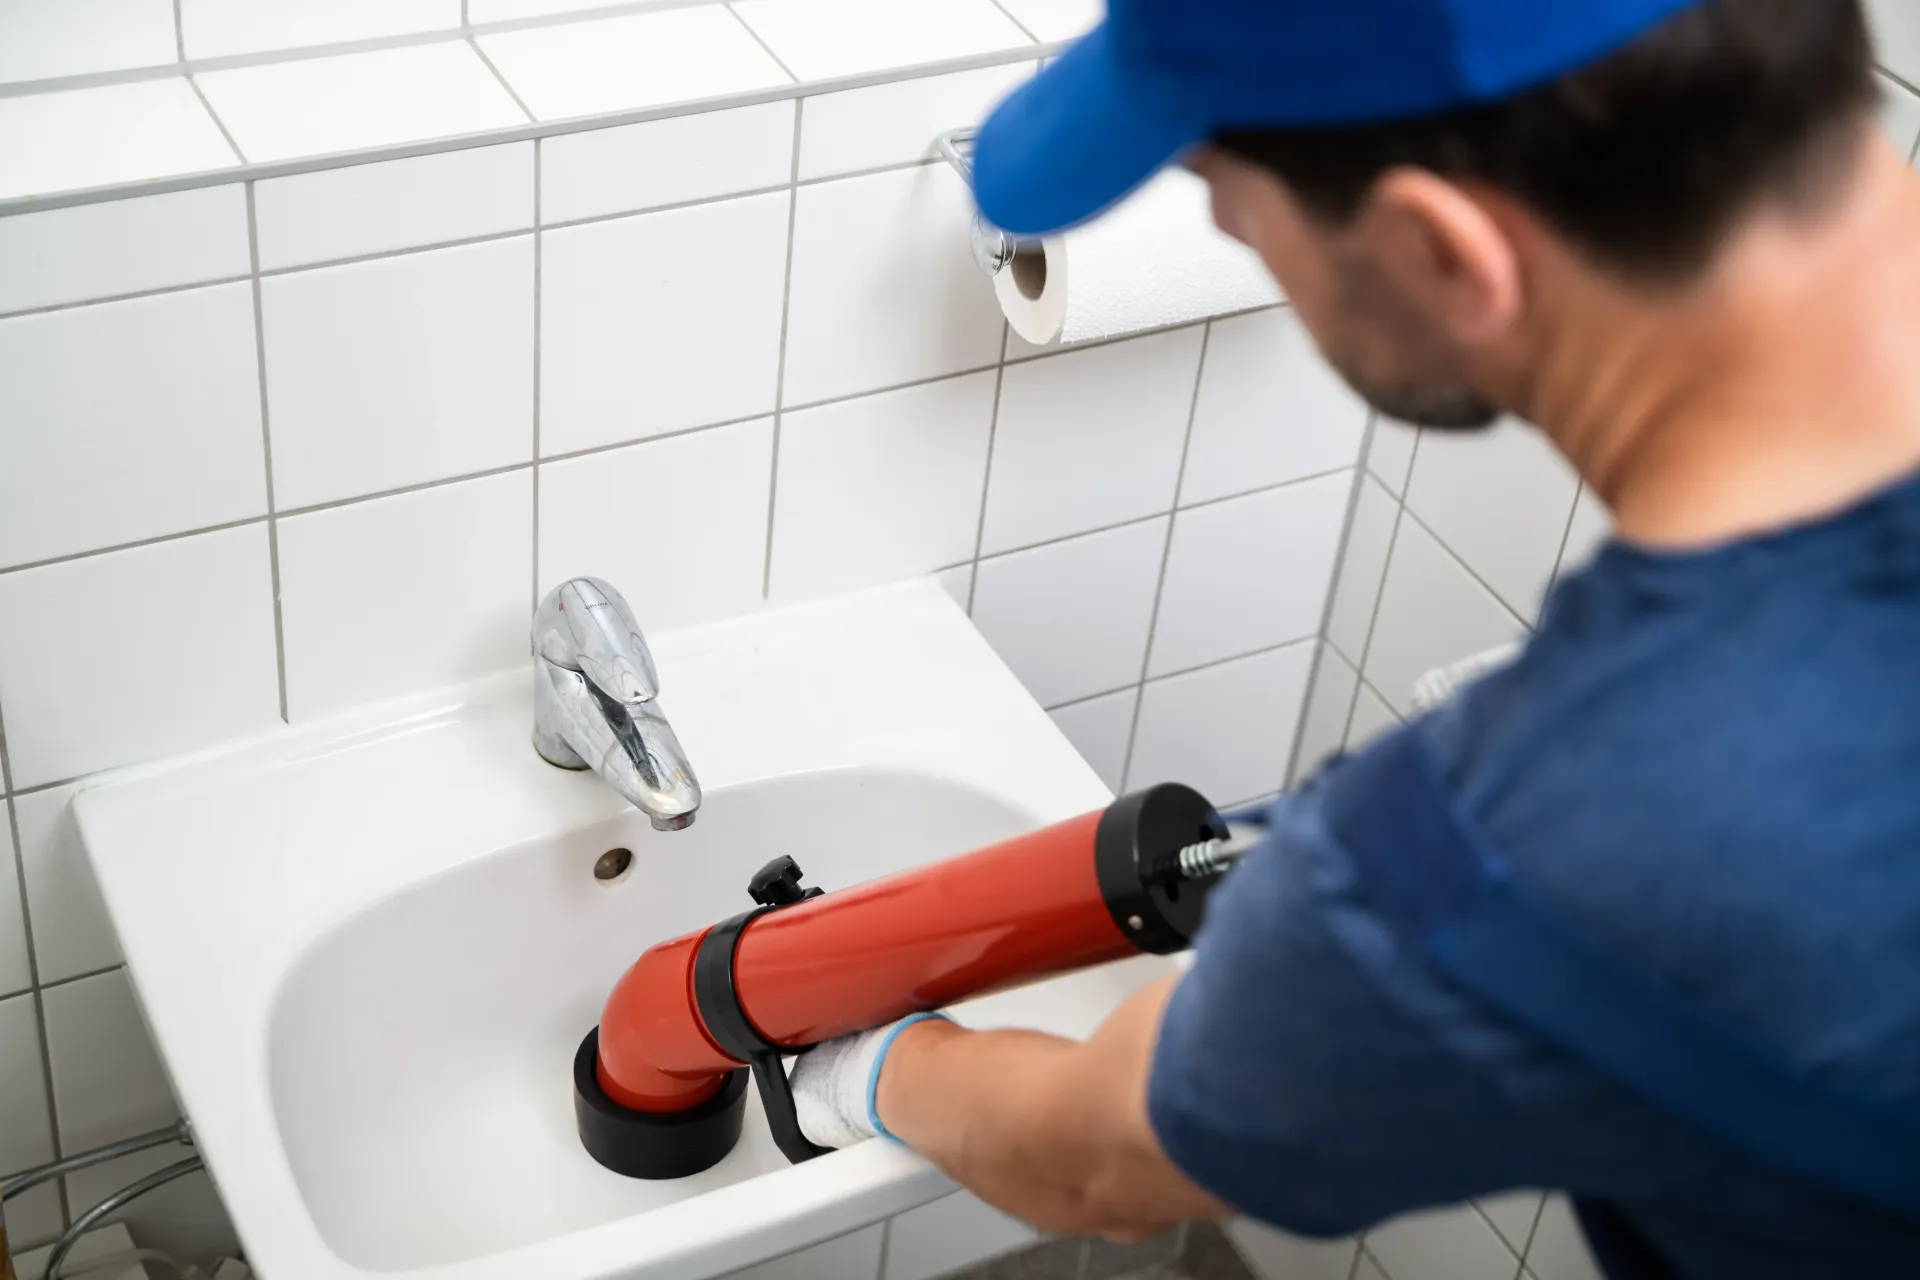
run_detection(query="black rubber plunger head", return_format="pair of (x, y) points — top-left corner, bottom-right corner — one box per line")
(573, 1028), (748, 1178)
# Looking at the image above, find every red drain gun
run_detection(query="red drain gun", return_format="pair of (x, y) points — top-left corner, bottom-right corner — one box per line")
(574, 784), (1252, 1179)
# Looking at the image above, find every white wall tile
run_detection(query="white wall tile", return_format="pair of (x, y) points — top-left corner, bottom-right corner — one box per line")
(1526, 1197), (1603, 1280)
(1291, 645), (1358, 786)
(1346, 682), (1400, 751)
(1876, 72), (1920, 159)
(1325, 476), (1399, 664)
(196, 43), (525, 164)
(1355, 1252), (1389, 1280)
(1868, 0), (1920, 87)
(0, 185), (248, 316)
(1403, 419), (1580, 621)
(255, 142), (534, 269)
(63, 1143), (238, 1267)
(15, 785), (117, 985)
(0, 994), (55, 1177)
(539, 419), (772, 633)
(541, 102), (794, 225)
(770, 372), (994, 598)
(718, 1224), (884, 1280)
(1225, 1220), (1357, 1280)
(1367, 1204), (1521, 1280)
(1364, 519), (1524, 718)
(278, 471), (531, 720)
(180, 0), (458, 59)
(0, 526), (280, 786)
(798, 62), (1032, 180)
(0, 79), (236, 201)
(934, 564), (974, 608)
(782, 163), (1006, 406)
(1129, 642), (1314, 805)
(42, 968), (173, 1152)
(0, 0), (176, 83)
(1555, 486), (1612, 581)
(1150, 472), (1350, 677)
(733, 0), (1031, 81)
(469, 0), (605, 19)
(1048, 688), (1136, 793)
(1367, 419), (1419, 497)
(883, 1191), (1037, 1280)
(1181, 309), (1369, 505)
(0, 283), (264, 568)
(263, 236), (534, 508)
(994, 0), (1101, 42)
(0, 806), (27, 998)
(971, 518), (1167, 706)
(982, 328), (1203, 553)
(1478, 1192), (1544, 1257)
(480, 8), (790, 122)
(3, 1180), (63, 1254)
(541, 192), (788, 455)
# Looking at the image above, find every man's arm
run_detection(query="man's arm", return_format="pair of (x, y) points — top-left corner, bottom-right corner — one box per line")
(873, 974), (1232, 1241)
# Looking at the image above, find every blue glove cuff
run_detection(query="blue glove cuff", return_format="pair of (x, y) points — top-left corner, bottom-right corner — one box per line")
(865, 1012), (953, 1144)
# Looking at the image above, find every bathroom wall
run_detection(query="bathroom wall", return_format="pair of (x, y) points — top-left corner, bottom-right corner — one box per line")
(0, 0), (1359, 1266)
(2, 3), (1914, 1278)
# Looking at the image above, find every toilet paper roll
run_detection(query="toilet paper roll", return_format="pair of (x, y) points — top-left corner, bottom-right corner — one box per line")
(994, 167), (1283, 346)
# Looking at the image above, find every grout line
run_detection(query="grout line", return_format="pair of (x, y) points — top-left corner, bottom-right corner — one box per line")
(531, 138), (544, 613)
(875, 1217), (892, 1280)
(260, 226), (535, 279)
(1342, 1239), (1366, 1280)
(468, 35), (538, 123)
(245, 184), (290, 722)
(1001, 303), (1284, 366)
(0, 515), (270, 580)
(1116, 322), (1212, 791)
(462, 0), (470, 26)
(965, 323), (1013, 615)
(1043, 637), (1317, 716)
(781, 360), (1003, 416)
(279, 462), (536, 519)
(186, 73), (248, 165)
(1396, 505), (1532, 632)
(984, 0), (1041, 43)
(33, 963), (124, 995)
(1, 700), (67, 1225)
(1352, 432), (1419, 680)
(1071, 1237), (1090, 1280)
(1546, 481), (1587, 588)
(6, 772), (88, 801)
(1360, 1242), (1393, 1280)
(0, 273), (255, 323)
(0, 44), (1068, 219)
(1280, 422), (1378, 785)
(722, 1), (801, 83)
(172, 0), (187, 62)
(761, 100), (805, 598)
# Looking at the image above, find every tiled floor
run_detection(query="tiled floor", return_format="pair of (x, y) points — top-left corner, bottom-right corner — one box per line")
(949, 1223), (1257, 1280)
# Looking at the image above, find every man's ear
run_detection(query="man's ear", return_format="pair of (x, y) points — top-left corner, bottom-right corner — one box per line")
(1359, 168), (1524, 343)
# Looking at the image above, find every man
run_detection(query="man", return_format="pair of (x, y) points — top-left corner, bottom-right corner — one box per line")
(789, 1), (1920, 1274)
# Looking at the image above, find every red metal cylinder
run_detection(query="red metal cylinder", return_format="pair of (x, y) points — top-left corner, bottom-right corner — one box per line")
(595, 806), (1132, 1111)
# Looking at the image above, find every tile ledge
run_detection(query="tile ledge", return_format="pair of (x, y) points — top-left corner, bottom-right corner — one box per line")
(0, 40), (1055, 218)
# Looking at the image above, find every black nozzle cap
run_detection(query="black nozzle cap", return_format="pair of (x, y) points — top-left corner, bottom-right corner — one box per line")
(1096, 783), (1226, 954)
(573, 1028), (748, 1179)
(748, 855), (822, 907)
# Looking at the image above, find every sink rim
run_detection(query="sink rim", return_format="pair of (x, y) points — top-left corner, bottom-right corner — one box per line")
(74, 580), (1114, 1280)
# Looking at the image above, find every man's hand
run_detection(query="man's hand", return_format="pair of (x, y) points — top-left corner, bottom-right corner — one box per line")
(788, 1013), (951, 1148)
(866, 976), (1230, 1241)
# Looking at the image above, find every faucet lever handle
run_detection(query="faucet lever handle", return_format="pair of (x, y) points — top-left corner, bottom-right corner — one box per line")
(532, 577), (661, 705)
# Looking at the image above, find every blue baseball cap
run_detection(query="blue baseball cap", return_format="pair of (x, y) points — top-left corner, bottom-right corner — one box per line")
(973, 0), (1702, 237)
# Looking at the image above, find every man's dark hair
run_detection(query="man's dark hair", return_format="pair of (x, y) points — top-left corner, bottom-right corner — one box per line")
(1215, 0), (1878, 281)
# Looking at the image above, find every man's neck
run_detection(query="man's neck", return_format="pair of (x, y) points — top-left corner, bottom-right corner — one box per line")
(1517, 131), (1920, 550)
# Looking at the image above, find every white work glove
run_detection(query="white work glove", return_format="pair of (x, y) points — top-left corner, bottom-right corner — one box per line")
(788, 1012), (952, 1149)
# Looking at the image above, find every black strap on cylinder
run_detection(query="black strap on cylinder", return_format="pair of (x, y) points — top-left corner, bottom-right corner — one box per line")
(691, 859), (831, 1166)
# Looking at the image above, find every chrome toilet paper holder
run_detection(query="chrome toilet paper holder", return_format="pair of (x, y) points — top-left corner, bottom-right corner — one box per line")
(937, 128), (1027, 280)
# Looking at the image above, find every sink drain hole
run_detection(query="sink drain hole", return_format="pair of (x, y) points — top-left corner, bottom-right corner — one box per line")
(594, 847), (634, 884)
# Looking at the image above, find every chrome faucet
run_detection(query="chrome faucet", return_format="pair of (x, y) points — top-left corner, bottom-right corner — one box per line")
(531, 578), (702, 831)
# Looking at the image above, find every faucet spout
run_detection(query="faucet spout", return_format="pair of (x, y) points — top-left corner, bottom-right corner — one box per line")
(531, 578), (702, 831)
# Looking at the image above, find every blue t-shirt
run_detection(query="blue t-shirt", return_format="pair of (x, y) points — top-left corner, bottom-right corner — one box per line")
(1148, 471), (1920, 1278)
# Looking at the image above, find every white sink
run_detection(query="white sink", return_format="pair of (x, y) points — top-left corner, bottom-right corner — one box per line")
(76, 582), (1169, 1280)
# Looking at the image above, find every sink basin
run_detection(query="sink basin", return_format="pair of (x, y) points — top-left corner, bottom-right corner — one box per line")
(76, 582), (1165, 1279)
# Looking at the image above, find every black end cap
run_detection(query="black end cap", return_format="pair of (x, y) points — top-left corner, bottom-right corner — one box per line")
(1096, 783), (1225, 954)
(573, 1027), (748, 1179)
